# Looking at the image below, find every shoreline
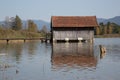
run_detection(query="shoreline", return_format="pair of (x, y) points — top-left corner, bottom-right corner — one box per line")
(95, 34), (120, 38)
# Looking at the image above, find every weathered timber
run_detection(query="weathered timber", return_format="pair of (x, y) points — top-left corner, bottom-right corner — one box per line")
(99, 45), (106, 59)
(52, 27), (94, 42)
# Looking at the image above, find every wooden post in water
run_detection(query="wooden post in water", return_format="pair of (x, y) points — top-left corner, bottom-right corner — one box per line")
(99, 45), (106, 58)
(7, 39), (9, 44)
(24, 39), (26, 43)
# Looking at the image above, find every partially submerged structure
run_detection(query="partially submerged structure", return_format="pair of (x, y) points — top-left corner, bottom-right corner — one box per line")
(51, 16), (98, 42)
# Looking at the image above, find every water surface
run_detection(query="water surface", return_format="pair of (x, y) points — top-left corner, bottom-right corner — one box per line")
(0, 38), (120, 80)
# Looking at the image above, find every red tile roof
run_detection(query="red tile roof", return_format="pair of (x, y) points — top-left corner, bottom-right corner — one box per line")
(51, 16), (98, 27)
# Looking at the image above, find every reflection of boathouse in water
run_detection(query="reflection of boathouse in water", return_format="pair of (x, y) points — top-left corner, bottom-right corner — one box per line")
(51, 43), (98, 68)
(51, 16), (98, 42)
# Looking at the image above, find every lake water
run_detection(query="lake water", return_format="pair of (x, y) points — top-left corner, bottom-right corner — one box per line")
(0, 38), (120, 80)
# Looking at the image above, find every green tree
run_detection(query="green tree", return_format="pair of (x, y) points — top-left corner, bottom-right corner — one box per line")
(111, 23), (120, 34)
(12, 15), (22, 30)
(107, 22), (110, 34)
(107, 22), (112, 34)
(99, 22), (104, 26)
(108, 24), (113, 34)
(96, 26), (101, 35)
(103, 26), (107, 34)
(99, 22), (104, 35)
(28, 20), (38, 32)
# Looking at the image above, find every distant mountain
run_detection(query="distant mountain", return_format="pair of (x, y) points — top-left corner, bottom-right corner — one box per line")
(33, 20), (50, 30)
(97, 16), (120, 25)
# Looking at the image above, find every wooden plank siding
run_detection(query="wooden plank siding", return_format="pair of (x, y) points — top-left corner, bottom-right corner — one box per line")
(53, 27), (94, 41)
(53, 31), (94, 40)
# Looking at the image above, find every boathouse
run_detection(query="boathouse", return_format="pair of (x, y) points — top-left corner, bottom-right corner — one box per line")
(51, 16), (98, 42)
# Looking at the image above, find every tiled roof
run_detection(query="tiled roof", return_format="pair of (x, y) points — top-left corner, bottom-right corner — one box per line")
(51, 16), (98, 27)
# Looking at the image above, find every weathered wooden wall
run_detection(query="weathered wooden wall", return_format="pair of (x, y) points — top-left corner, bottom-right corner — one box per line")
(53, 30), (94, 40)
(53, 28), (94, 40)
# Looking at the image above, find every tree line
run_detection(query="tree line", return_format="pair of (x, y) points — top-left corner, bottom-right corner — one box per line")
(95, 22), (120, 35)
(0, 15), (49, 38)
(2, 15), (48, 33)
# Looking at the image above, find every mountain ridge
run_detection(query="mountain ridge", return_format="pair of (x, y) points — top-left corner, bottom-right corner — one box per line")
(97, 16), (120, 25)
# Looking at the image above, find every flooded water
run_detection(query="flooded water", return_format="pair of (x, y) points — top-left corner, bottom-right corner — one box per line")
(0, 38), (120, 80)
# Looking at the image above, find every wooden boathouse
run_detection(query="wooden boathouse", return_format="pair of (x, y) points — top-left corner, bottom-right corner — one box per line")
(51, 16), (98, 42)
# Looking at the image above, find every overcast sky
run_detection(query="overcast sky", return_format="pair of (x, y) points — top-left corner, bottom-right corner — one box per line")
(0, 0), (120, 21)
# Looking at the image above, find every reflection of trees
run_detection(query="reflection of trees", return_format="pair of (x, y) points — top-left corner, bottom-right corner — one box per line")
(0, 41), (39, 62)
(27, 41), (38, 57)
(0, 43), (7, 52)
(0, 42), (23, 62)
(0, 42), (22, 80)
(7, 43), (23, 62)
(51, 43), (97, 69)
